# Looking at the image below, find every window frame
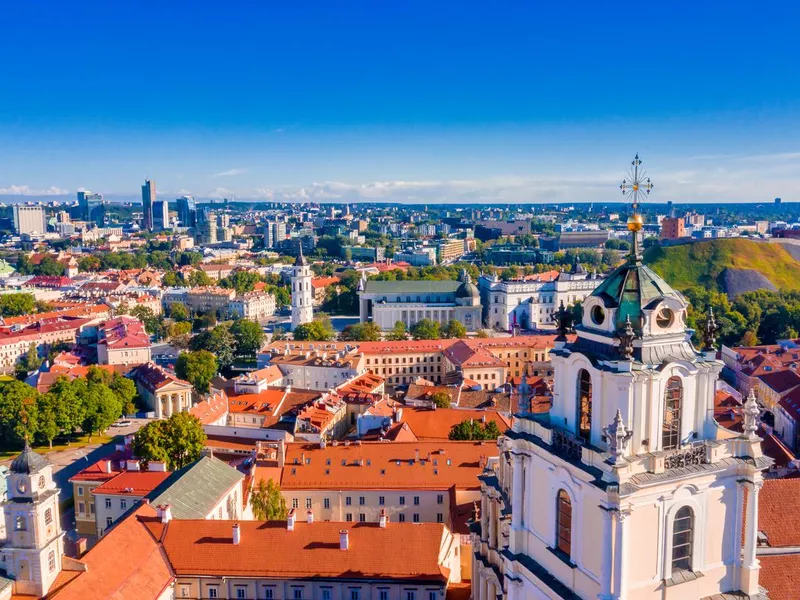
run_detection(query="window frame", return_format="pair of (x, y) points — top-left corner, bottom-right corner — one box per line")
(555, 489), (572, 559)
(576, 369), (592, 442)
(671, 506), (694, 574)
(662, 376), (683, 451)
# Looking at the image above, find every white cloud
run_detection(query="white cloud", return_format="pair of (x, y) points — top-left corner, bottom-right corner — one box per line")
(0, 185), (69, 196)
(210, 187), (234, 198)
(212, 168), (248, 178)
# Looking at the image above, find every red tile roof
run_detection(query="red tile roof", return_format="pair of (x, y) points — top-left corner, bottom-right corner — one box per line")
(758, 478), (800, 548)
(151, 519), (450, 581)
(399, 407), (511, 440)
(311, 276), (341, 289)
(281, 441), (495, 491)
(131, 362), (191, 394)
(759, 554), (800, 600)
(92, 470), (171, 496)
(48, 504), (174, 600)
(99, 316), (150, 350)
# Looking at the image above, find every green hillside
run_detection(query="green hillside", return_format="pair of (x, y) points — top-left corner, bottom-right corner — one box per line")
(643, 238), (800, 292)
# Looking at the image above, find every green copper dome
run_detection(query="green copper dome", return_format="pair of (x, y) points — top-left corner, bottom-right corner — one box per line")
(590, 260), (684, 332)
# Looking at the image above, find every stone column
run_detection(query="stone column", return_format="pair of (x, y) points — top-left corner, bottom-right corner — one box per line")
(511, 454), (524, 531)
(743, 481), (761, 569)
(612, 509), (630, 599)
(599, 508), (615, 600)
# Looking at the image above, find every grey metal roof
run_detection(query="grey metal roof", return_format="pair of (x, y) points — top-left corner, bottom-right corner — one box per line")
(363, 280), (461, 294)
(146, 455), (244, 519)
(10, 443), (50, 474)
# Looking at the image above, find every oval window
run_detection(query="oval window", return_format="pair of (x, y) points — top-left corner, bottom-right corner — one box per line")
(591, 305), (605, 326)
(656, 308), (674, 328)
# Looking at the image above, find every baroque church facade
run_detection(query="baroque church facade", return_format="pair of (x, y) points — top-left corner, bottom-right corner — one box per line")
(472, 217), (771, 598)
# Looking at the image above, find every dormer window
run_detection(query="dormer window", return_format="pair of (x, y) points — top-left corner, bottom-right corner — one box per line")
(590, 305), (605, 326)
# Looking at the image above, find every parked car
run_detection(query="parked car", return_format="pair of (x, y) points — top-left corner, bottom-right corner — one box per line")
(112, 420), (132, 427)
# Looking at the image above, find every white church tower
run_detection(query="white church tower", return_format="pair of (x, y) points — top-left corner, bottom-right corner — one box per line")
(473, 156), (771, 600)
(1, 444), (65, 597)
(291, 247), (313, 330)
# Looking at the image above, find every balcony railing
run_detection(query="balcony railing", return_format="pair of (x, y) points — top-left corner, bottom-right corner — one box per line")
(663, 442), (708, 470)
(551, 428), (584, 462)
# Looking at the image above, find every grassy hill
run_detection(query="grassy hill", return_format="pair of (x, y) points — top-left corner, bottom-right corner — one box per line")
(643, 238), (800, 293)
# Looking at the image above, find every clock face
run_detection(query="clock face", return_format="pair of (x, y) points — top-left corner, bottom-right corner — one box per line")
(16, 480), (27, 494)
(38, 476), (45, 490)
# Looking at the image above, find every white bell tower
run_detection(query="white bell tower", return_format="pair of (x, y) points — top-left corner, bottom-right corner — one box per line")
(291, 247), (313, 330)
(1, 444), (65, 597)
(473, 155), (771, 600)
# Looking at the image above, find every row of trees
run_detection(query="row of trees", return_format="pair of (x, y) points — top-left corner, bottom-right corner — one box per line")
(448, 419), (502, 440)
(0, 293), (51, 317)
(0, 368), (137, 449)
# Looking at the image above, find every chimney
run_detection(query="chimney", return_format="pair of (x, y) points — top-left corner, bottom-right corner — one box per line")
(158, 504), (172, 524)
(379, 509), (387, 528)
(287, 508), (296, 531)
(102, 459), (112, 473)
(232, 523), (241, 545)
(339, 529), (349, 550)
(415, 448), (420, 463)
(149, 461), (167, 472)
(307, 509), (314, 524)
(395, 408), (403, 422)
(126, 459), (140, 472)
(320, 438), (327, 449)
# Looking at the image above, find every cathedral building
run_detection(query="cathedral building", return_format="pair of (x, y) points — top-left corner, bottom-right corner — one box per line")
(472, 211), (772, 598)
(291, 248), (314, 330)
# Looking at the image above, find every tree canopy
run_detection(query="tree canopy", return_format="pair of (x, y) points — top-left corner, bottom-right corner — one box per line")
(449, 419), (502, 440)
(250, 478), (288, 521)
(132, 412), (207, 471)
(340, 321), (381, 342)
(410, 318), (440, 340)
(175, 350), (218, 393)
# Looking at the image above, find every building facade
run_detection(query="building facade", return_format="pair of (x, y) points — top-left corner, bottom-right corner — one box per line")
(12, 206), (46, 236)
(473, 232), (772, 599)
(358, 271), (482, 332)
(228, 290), (276, 321)
(479, 266), (603, 331)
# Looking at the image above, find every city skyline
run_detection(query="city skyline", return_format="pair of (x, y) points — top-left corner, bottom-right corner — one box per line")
(3, 2), (800, 203)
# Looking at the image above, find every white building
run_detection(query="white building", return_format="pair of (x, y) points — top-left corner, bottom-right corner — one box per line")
(12, 206), (47, 236)
(228, 290), (276, 321)
(358, 270), (482, 332)
(478, 263), (603, 331)
(473, 236), (771, 599)
(291, 250), (313, 330)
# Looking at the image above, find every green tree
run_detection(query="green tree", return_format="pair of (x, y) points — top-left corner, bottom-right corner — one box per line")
(48, 376), (86, 440)
(340, 321), (382, 342)
(271, 326), (287, 341)
(78, 255), (102, 272)
(176, 350), (218, 393)
(188, 270), (213, 287)
(386, 321), (408, 341)
(162, 271), (185, 287)
(448, 419), (502, 440)
(15, 343), (42, 380)
(168, 321), (193, 340)
(442, 320), (467, 339)
(293, 320), (336, 341)
(410, 318), (441, 340)
(0, 293), (35, 317)
(36, 256), (65, 276)
(190, 325), (236, 368)
(109, 373), (138, 415)
(132, 412), (207, 471)
(741, 330), (759, 346)
(230, 319), (265, 356)
(221, 271), (262, 295)
(81, 383), (123, 442)
(0, 381), (40, 445)
(131, 305), (163, 337)
(169, 302), (190, 322)
(36, 393), (61, 449)
(431, 391), (451, 409)
(250, 478), (288, 521)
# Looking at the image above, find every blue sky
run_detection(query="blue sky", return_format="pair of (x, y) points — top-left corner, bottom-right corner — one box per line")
(2, 1), (800, 203)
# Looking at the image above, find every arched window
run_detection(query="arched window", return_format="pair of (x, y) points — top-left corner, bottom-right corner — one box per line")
(556, 490), (572, 557)
(671, 506), (694, 573)
(663, 376), (683, 450)
(577, 369), (592, 441)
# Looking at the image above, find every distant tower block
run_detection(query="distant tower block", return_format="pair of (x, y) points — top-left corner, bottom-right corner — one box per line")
(291, 247), (313, 330)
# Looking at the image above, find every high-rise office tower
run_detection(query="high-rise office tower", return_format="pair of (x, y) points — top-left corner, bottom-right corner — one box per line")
(153, 200), (170, 230)
(76, 191), (104, 223)
(13, 206), (47, 235)
(176, 195), (197, 228)
(141, 179), (156, 231)
(263, 221), (287, 248)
